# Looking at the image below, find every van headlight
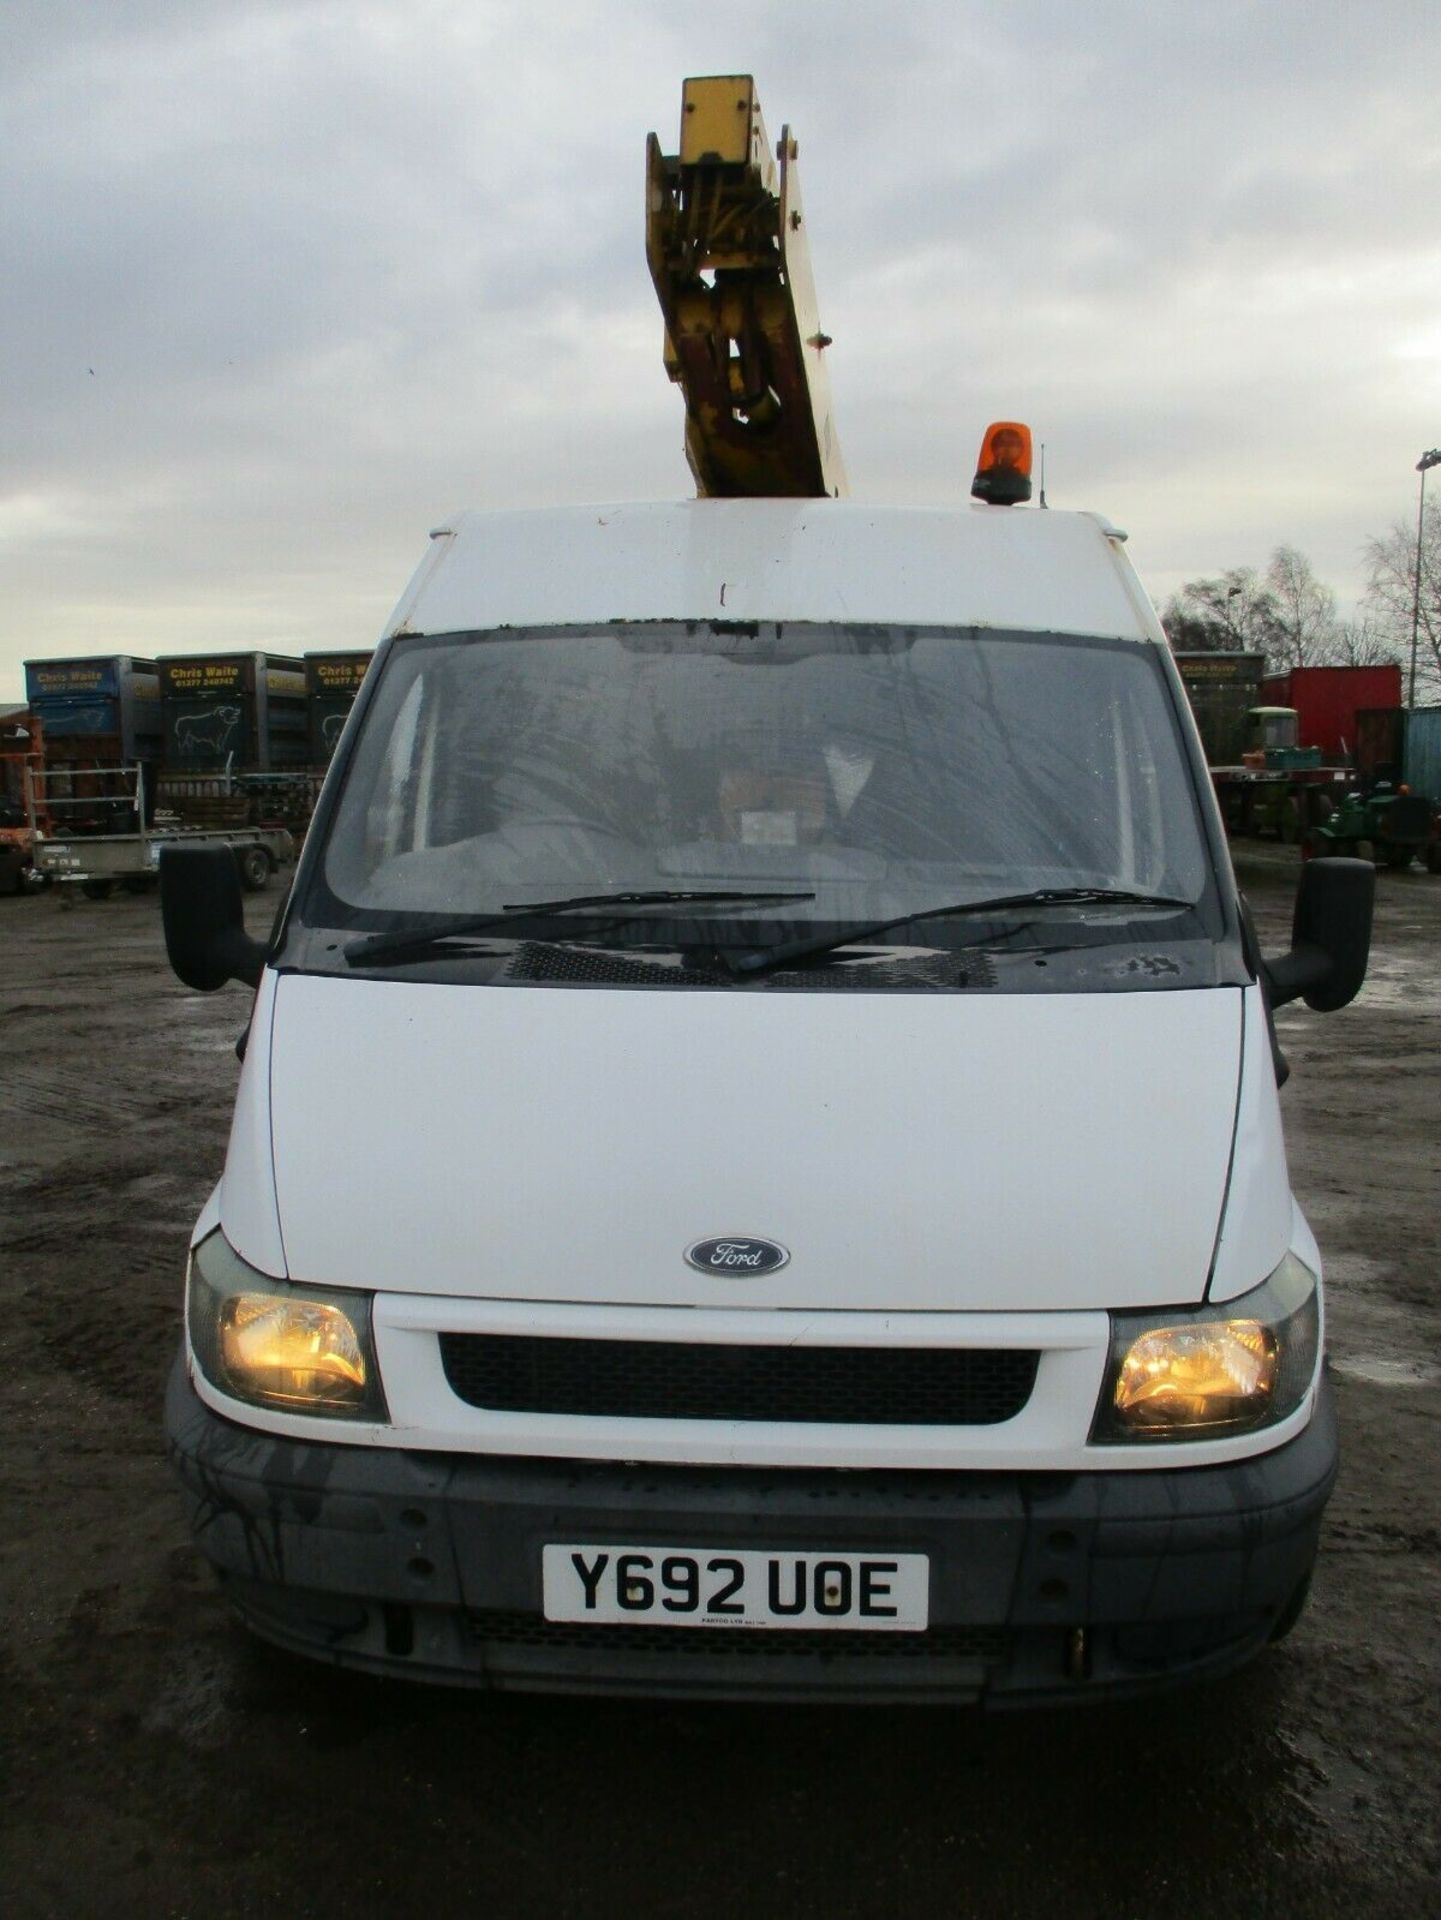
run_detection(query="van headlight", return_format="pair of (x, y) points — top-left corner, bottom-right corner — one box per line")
(1093, 1253), (1319, 1442)
(187, 1229), (388, 1420)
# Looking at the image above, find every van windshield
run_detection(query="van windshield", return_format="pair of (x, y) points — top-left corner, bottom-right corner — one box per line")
(309, 622), (1216, 960)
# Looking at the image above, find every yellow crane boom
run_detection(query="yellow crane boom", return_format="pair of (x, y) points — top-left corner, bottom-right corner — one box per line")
(646, 75), (847, 500)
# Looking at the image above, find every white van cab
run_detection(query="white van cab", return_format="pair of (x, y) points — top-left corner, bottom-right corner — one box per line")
(161, 496), (1372, 1703)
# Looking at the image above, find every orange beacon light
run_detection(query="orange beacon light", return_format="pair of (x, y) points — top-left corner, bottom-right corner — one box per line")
(971, 421), (1033, 505)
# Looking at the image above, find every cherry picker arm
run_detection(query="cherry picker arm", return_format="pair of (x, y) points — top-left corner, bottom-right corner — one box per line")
(646, 75), (847, 500)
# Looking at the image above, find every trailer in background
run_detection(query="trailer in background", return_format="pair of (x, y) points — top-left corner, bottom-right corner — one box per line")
(1404, 707), (1441, 808)
(1172, 651), (1349, 838)
(1, 710), (41, 823)
(0, 710), (46, 892)
(1260, 665), (1403, 761)
(30, 763), (295, 898)
(1171, 651), (1268, 765)
(1291, 701), (1440, 872)
(11, 648), (366, 892)
(158, 653), (308, 774)
(1171, 653), (1428, 849)
(22, 656), (164, 832)
(155, 769), (323, 847)
(23, 657), (163, 766)
(305, 651), (373, 763)
(1398, 708), (1441, 872)
(1354, 707), (1407, 786)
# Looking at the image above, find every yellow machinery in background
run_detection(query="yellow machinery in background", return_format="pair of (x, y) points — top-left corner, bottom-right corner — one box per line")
(646, 76), (848, 500)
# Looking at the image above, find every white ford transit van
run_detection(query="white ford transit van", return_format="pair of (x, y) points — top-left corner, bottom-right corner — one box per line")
(162, 498), (1372, 1702)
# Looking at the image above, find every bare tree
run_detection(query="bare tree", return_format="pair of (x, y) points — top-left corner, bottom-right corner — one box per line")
(1323, 619), (1404, 670)
(1163, 547), (1351, 673)
(1161, 566), (1279, 656)
(1159, 599), (1232, 652)
(1165, 543), (1416, 690)
(1363, 504), (1441, 703)
(1263, 546), (1340, 672)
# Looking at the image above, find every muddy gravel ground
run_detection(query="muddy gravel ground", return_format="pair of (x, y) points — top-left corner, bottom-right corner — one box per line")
(1, 855), (1438, 1919)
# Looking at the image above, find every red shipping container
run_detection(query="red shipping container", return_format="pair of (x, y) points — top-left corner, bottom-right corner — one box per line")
(1258, 665), (1403, 762)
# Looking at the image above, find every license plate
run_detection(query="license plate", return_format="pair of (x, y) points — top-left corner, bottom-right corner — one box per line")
(542, 1545), (929, 1631)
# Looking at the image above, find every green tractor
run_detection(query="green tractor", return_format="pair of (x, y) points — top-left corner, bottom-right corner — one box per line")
(1302, 780), (1436, 871)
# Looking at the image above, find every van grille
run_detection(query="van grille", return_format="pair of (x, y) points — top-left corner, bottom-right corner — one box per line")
(437, 1334), (1038, 1426)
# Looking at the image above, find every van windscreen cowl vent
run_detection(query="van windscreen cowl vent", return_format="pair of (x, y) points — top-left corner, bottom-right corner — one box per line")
(503, 943), (994, 991)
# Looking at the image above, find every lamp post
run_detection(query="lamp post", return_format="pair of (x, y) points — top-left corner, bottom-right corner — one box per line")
(1410, 448), (1441, 708)
(1223, 581), (1242, 650)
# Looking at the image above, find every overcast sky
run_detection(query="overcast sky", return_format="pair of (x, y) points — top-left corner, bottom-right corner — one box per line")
(4, 0), (1439, 700)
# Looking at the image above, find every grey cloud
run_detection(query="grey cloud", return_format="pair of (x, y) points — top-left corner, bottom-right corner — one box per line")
(4, 0), (1440, 692)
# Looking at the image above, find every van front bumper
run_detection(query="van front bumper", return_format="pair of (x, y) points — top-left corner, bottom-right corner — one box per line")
(166, 1353), (1337, 1705)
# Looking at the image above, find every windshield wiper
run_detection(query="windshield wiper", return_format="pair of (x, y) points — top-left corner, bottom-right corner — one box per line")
(344, 890), (816, 966)
(720, 888), (1195, 977)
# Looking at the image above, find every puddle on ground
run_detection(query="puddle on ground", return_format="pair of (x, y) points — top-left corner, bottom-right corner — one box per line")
(140, 1639), (239, 1749)
(1328, 1354), (1439, 1387)
(1347, 943), (1441, 1017)
(169, 998), (246, 1054)
(179, 1029), (245, 1056)
(1320, 1253), (1441, 1389)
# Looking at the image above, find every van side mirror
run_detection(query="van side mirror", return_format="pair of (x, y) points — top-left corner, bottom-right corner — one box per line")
(1264, 857), (1373, 1012)
(160, 846), (269, 991)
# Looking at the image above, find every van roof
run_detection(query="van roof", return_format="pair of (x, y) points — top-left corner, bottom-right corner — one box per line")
(386, 500), (1159, 645)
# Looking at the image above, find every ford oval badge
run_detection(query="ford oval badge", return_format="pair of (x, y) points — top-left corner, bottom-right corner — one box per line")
(685, 1236), (790, 1276)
